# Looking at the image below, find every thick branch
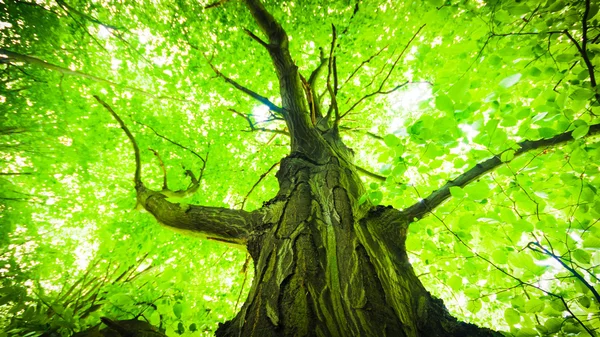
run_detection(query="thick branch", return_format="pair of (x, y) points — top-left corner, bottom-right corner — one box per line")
(135, 185), (252, 246)
(95, 96), (252, 245)
(3, 49), (190, 102)
(403, 123), (600, 221)
(243, 28), (269, 49)
(244, 0), (316, 152)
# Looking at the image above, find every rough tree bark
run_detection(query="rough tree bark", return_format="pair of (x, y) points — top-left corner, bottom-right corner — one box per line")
(93, 0), (600, 336)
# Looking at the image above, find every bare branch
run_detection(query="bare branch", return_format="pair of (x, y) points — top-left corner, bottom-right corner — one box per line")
(148, 148), (168, 190)
(339, 126), (384, 141)
(341, 24), (425, 118)
(527, 242), (600, 303)
(3, 49), (190, 103)
(96, 96), (253, 245)
(140, 124), (208, 199)
(244, 0), (318, 152)
(240, 160), (280, 210)
(339, 44), (388, 91)
(341, 81), (409, 118)
(204, 0), (231, 9)
(355, 165), (386, 182)
(230, 108), (289, 135)
(55, 0), (123, 30)
(209, 63), (283, 114)
(94, 95), (142, 187)
(243, 28), (269, 49)
(340, 0), (360, 36)
(135, 120), (206, 164)
(326, 24), (341, 126)
(403, 123), (600, 221)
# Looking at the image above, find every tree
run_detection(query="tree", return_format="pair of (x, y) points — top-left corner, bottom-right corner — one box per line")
(1, 0), (600, 336)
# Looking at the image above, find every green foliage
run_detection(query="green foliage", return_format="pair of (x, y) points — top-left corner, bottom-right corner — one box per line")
(1, 0), (599, 336)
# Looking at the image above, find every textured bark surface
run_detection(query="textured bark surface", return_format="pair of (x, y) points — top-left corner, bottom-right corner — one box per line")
(213, 152), (502, 337)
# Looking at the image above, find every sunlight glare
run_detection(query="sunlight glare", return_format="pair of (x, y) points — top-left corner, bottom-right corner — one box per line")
(252, 105), (271, 123)
(386, 82), (432, 133)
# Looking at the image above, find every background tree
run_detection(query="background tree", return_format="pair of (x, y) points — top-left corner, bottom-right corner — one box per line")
(1, 0), (600, 336)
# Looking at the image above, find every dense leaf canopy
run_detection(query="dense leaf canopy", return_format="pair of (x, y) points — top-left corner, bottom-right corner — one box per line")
(1, 0), (600, 336)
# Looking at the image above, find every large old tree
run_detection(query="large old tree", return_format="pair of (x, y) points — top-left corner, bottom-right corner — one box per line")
(1, 0), (600, 336)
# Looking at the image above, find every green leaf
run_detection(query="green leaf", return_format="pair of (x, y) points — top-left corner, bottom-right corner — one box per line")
(516, 327), (539, 337)
(491, 249), (508, 264)
(504, 308), (521, 325)
(173, 302), (183, 319)
(499, 73), (521, 88)
(447, 275), (463, 291)
(369, 191), (383, 206)
(465, 181), (490, 200)
(544, 317), (564, 333)
(570, 88), (594, 101)
(524, 298), (545, 313)
(467, 300), (482, 314)
(572, 249), (591, 264)
(556, 53), (577, 62)
(435, 94), (454, 113)
(449, 186), (466, 198)
(176, 322), (185, 334)
(572, 124), (589, 139)
(383, 134), (400, 147)
(583, 235), (600, 248)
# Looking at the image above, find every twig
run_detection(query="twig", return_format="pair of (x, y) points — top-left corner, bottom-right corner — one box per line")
(527, 242), (600, 303)
(240, 160), (280, 210)
(341, 24), (425, 118)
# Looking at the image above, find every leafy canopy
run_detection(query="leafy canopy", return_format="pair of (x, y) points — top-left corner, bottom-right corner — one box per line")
(1, 0), (600, 336)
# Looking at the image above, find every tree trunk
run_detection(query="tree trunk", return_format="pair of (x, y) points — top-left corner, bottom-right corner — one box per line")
(122, 1), (505, 335)
(216, 152), (501, 337)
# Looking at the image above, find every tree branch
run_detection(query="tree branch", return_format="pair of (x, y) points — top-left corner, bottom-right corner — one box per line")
(135, 185), (253, 246)
(338, 126), (384, 140)
(326, 24), (341, 126)
(243, 28), (269, 49)
(244, 0), (317, 152)
(94, 95), (142, 187)
(341, 24), (425, 118)
(230, 108), (289, 135)
(95, 95), (253, 246)
(3, 50), (189, 102)
(240, 160), (280, 210)
(355, 165), (386, 181)
(55, 0), (123, 30)
(527, 242), (600, 303)
(339, 44), (388, 91)
(403, 123), (600, 221)
(209, 63), (283, 114)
